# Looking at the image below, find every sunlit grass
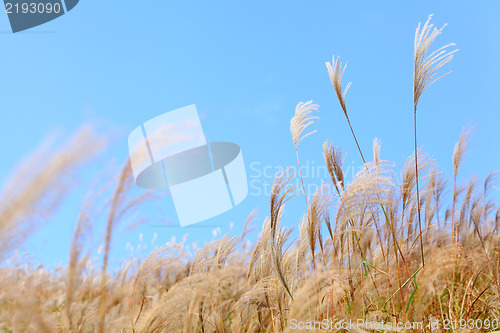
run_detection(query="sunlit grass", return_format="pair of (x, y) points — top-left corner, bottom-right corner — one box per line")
(0, 15), (498, 333)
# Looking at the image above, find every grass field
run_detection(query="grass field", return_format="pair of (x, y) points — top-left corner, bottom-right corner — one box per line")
(0, 15), (499, 333)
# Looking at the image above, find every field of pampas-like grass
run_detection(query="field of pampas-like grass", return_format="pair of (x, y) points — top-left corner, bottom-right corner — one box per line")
(1, 15), (499, 333)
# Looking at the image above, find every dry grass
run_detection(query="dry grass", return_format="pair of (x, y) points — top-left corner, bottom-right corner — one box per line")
(1, 16), (499, 333)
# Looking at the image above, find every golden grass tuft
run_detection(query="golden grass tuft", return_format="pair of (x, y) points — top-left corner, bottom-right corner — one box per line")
(1, 15), (499, 333)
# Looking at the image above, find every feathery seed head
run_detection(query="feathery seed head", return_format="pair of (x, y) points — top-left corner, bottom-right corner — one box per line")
(290, 101), (319, 148)
(270, 168), (298, 238)
(373, 138), (382, 166)
(326, 55), (352, 118)
(414, 14), (457, 111)
(323, 141), (344, 195)
(453, 127), (473, 179)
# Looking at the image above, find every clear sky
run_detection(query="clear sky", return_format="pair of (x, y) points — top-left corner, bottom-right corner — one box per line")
(1, 1), (499, 267)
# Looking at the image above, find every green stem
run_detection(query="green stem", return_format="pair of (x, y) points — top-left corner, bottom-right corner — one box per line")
(414, 108), (425, 267)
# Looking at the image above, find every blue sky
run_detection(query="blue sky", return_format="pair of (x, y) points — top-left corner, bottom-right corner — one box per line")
(1, 1), (499, 267)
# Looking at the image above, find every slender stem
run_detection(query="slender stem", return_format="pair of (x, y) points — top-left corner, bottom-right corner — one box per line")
(346, 116), (366, 164)
(295, 148), (309, 209)
(295, 147), (315, 269)
(414, 108), (425, 267)
(344, 111), (415, 287)
(452, 178), (457, 245)
(330, 178), (383, 302)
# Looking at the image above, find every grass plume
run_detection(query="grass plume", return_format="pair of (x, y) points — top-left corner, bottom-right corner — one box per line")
(1, 15), (499, 333)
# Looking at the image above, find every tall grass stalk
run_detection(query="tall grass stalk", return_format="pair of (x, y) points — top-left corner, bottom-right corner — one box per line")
(2, 15), (500, 333)
(413, 14), (457, 260)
